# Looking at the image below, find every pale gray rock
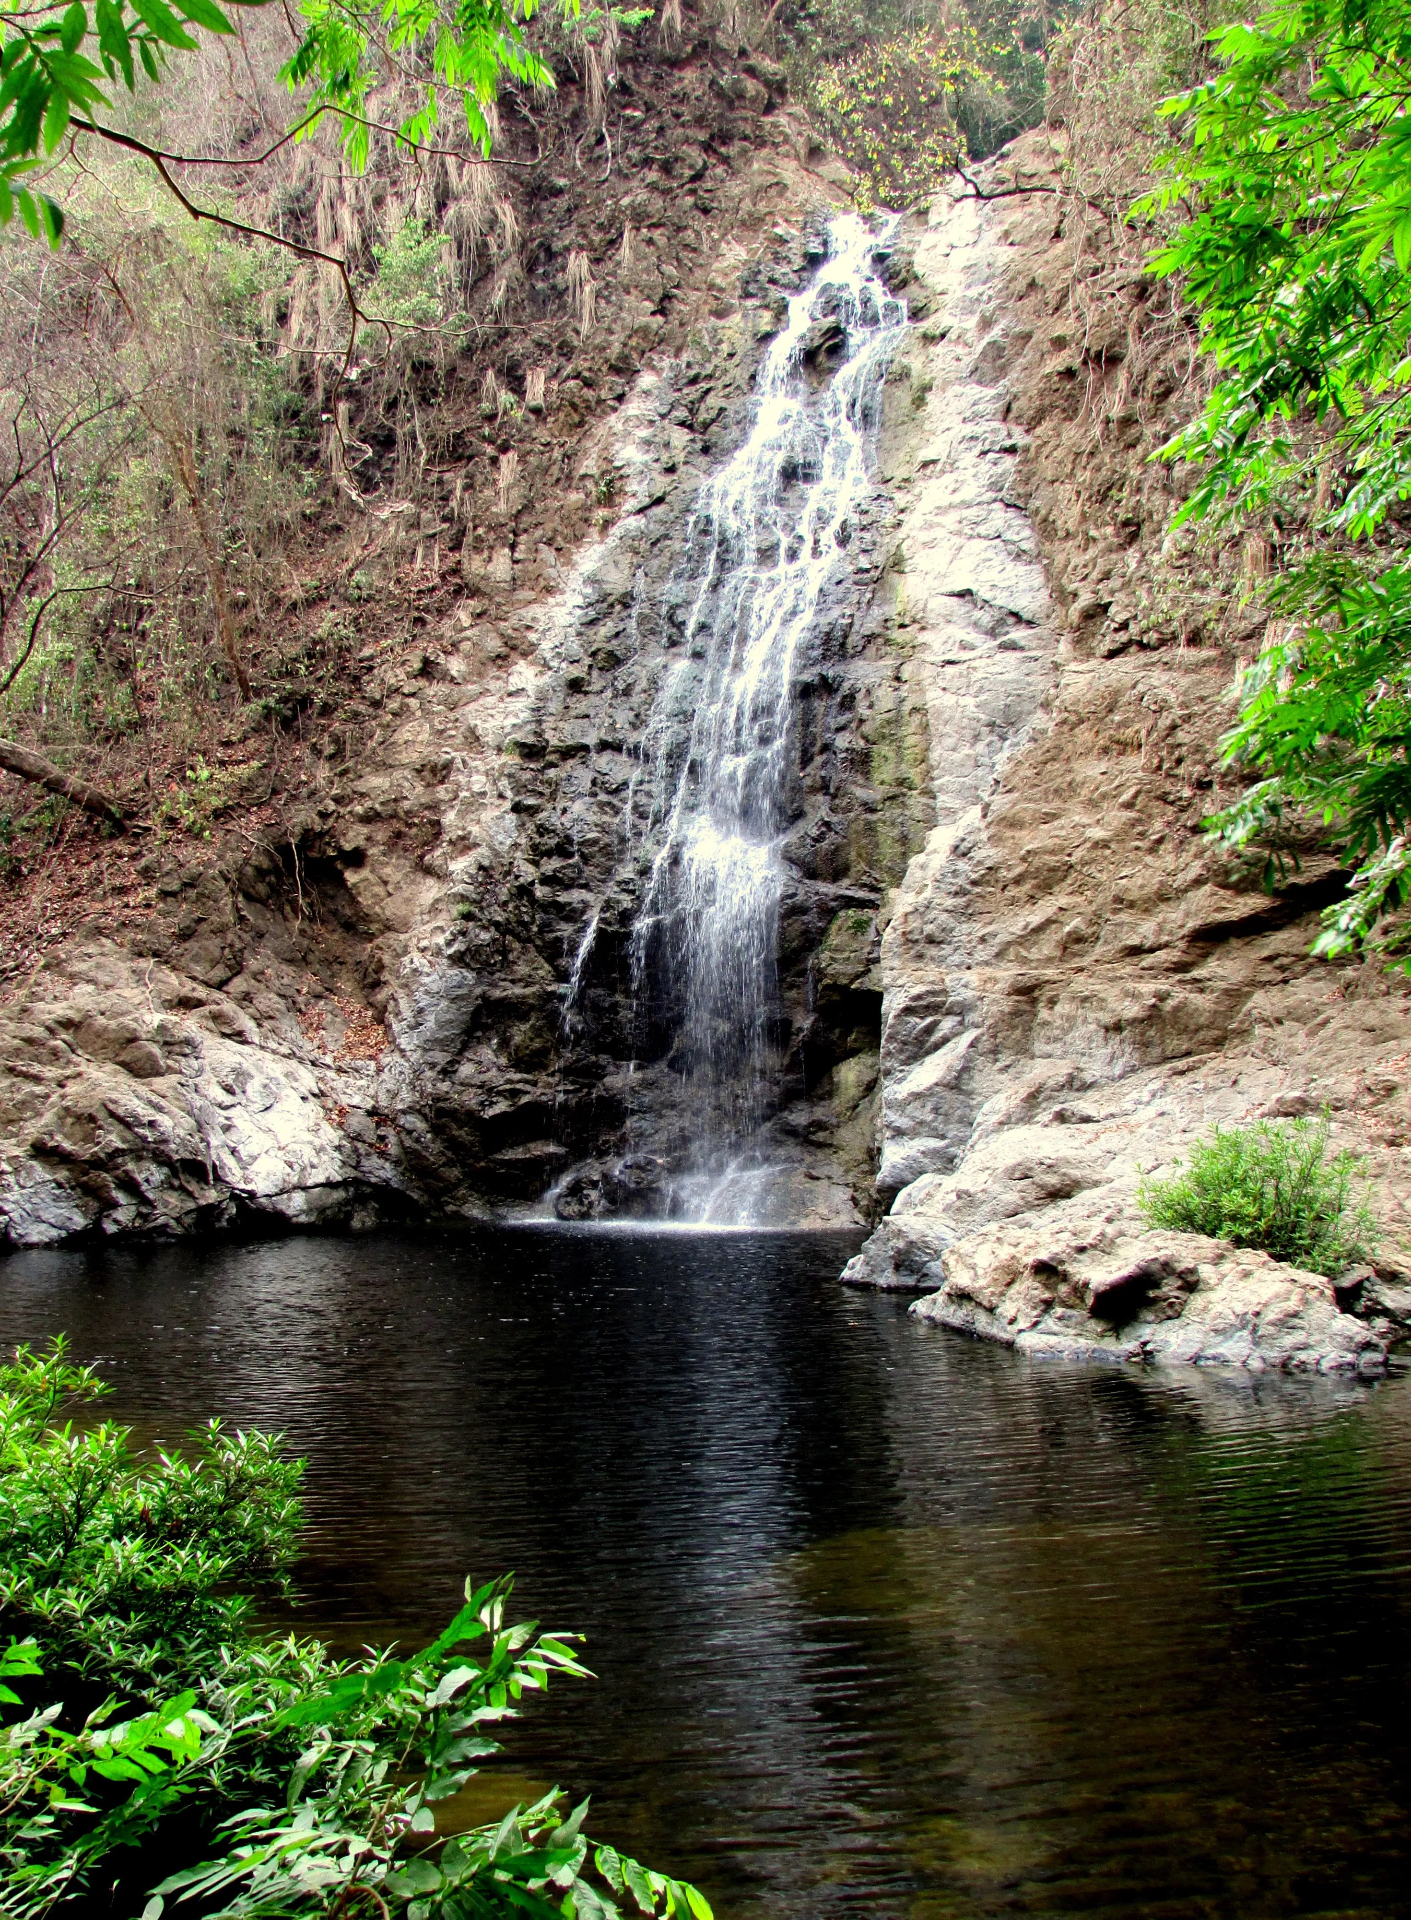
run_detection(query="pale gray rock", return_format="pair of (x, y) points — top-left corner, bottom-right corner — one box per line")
(889, 1123), (1116, 1236)
(850, 153), (1411, 1367)
(840, 1211), (953, 1290)
(910, 1209), (1388, 1376)
(0, 951), (399, 1247)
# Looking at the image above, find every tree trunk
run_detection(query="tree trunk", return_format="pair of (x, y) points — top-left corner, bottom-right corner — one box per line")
(0, 737), (126, 821)
(160, 421), (253, 703)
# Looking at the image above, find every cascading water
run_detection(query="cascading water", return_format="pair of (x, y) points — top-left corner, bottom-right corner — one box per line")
(564, 213), (907, 1222)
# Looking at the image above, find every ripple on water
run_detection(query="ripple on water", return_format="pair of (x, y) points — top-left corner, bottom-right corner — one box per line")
(3, 1224), (1411, 1918)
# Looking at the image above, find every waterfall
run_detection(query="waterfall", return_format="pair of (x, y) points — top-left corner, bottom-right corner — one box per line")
(565, 213), (907, 1222)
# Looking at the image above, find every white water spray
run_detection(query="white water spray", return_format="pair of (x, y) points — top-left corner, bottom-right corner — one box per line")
(563, 213), (907, 1219)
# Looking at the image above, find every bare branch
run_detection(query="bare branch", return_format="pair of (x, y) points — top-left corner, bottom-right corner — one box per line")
(0, 736), (125, 821)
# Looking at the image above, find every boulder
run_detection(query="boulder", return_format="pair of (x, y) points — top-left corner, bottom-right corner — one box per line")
(0, 951), (401, 1247)
(907, 1205), (1389, 1375)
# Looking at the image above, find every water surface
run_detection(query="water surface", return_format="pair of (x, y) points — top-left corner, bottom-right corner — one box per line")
(4, 1226), (1411, 1918)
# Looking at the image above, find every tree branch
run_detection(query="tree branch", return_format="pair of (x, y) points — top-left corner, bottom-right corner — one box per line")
(68, 103), (538, 172)
(69, 114), (367, 306)
(953, 160), (1118, 217)
(0, 737), (125, 821)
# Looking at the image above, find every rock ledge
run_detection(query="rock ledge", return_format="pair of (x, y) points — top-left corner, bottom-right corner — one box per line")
(881, 1204), (1390, 1375)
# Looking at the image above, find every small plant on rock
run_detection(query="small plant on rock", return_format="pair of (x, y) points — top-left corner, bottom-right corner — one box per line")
(1138, 1117), (1376, 1277)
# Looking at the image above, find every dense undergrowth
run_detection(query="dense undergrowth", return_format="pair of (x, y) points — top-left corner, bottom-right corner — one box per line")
(0, 1339), (708, 1919)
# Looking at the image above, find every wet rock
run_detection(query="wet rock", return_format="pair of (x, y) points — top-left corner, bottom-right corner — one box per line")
(554, 1168), (605, 1220)
(603, 1152), (671, 1212)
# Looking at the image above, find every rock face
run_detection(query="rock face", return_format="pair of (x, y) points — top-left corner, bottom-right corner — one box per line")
(913, 1214), (1386, 1374)
(8, 115), (1411, 1265)
(1, 136), (925, 1240)
(352, 294), (915, 1222)
(316, 205), (933, 1224)
(842, 133), (1411, 1367)
(0, 945), (399, 1246)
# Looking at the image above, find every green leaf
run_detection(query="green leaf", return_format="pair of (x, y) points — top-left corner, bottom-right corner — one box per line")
(439, 1837), (473, 1880)
(42, 87), (70, 153)
(427, 1596), (492, 1659)
(428, 1663), (478, 1706)
(623, 1857), (656, 1914)
(285, 1741), (327, 1809)
(489, 1804), (525, 1861)
(399, 1858), (443, 1893)
(277, 1658), (409, 1726)
(596, 1846), (626, 1896)
(550, 1797), (591, 1848)
(128, 0), (198, 50)
(94, 0), (136, 85)
(60, 4), (89, 54)
(179, 0), (236, 34)
(573, 1886), (621, 1920)
(0, 1640), (39, 1680)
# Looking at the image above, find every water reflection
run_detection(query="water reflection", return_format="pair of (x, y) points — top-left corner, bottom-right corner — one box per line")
(2, 1227), (1410, 1917)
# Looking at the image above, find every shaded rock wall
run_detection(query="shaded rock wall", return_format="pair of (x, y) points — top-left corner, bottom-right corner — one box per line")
(370, 224), (932, 1225)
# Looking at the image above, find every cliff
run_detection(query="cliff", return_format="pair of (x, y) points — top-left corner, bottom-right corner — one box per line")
(843, 130), (1411, 1368)
(3, 63), (1410, 1372)
(1, 21), (905, 1241)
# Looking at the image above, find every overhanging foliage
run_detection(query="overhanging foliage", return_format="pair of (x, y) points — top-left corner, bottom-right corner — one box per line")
(0, 0), (580, 246)
(0, 1340), (711, 1920)
(1141, 0), (1411, 961)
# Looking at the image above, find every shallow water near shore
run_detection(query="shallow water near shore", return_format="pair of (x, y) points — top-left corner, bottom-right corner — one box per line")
(4, 1225), (1411, 1918)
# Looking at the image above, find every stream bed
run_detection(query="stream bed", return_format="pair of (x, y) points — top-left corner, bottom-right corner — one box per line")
(4, 1226), (1411, 1918)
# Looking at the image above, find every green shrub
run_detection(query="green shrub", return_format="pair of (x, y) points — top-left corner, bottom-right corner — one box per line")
(0, 1340), (710, 1920)
(361, 219), (468, 360)
(1138, 1117), (1376, 1277)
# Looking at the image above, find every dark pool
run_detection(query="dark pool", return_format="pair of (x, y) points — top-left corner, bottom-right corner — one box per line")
(4, 1225), (1411, 1918)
